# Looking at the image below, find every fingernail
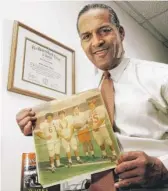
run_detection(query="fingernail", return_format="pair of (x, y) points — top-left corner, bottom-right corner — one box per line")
(114, 183), (119, 188)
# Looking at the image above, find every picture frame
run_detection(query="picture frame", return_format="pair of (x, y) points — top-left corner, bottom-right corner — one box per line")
(7, 21), (75, 101)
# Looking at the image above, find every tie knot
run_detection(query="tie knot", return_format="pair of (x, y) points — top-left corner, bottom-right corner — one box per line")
(103, 71), (111, 79)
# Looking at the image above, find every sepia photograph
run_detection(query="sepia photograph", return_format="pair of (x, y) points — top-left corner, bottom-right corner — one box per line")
(32, 89), (120, 188)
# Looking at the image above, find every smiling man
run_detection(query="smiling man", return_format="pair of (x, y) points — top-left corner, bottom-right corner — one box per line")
(78, 5), (124, 71)
(76, 3), (168, 190)
(16, 3), (168, 191)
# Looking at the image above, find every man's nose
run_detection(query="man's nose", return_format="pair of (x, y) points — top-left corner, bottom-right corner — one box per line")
(92, 34), (105, 48)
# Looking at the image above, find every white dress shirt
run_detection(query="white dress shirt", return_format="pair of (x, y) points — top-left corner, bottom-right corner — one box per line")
(94, 58), (168, 170)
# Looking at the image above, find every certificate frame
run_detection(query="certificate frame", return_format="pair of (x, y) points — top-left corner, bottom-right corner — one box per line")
(7, 21), (75, 101)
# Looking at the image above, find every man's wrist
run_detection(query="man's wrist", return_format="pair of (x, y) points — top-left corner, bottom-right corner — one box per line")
(141, 156), (168, 188)
(154, 157), (168, 183)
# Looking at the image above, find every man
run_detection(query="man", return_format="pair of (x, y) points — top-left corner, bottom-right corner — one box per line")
(16, 3), (168, 189)
(73, 105), (95, 158)
(56, 110), (82, 166)
(87, 98), (116, 160)
(34, 113), (61, 172)
(77, 3), (168, 189)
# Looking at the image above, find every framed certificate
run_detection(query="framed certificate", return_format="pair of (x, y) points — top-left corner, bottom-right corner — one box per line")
(7, 21), (75, 101)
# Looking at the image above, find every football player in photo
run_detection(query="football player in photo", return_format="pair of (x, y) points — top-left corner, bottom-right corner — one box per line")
(57, 110), (82, 166)
(87, 98), (116, 160)
(34, 113), (61, 172)
(73, 105), (95, 158)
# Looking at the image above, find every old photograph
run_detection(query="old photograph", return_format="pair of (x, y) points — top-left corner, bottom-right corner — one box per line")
(32, 89), (120, 188)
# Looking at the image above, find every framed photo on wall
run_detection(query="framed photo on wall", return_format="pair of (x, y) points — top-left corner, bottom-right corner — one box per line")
(7, 21), (75, 101)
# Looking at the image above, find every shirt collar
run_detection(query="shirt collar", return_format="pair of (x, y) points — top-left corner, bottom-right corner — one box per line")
(94, 58), (130, 87)
(109, 58), (130, 82)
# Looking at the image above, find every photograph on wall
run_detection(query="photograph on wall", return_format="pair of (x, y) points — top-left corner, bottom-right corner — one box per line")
(32, 88), (120, 188)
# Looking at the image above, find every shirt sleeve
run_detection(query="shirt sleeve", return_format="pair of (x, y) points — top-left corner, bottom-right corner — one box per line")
(148, 64), (168, 121)
(161, 78), (168, 106)
(66, 116), (74, 126)
(85, 110), (91, 122)
(82, 112), (88, 124)
(158, 154), (168, 170)
(153, 63), (168, 106)
(53, 120), (60, 131)
(52, 120), (58, 128)
(39, 122), (44, 130)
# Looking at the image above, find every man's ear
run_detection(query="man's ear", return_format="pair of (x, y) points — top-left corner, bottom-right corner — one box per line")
(119, 26), (125, 41)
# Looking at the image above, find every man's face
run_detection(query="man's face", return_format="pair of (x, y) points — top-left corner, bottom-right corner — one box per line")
(88, 102), (95, 111)
(73, 107), (80, 115)
(47, 115), (53, 123)
(78, 9), (124, 70)
(59, 113), (65, 120)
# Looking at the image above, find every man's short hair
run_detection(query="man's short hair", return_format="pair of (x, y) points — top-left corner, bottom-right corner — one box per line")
(73, 105), (79, 109)
(77, 3), (120, 33)
(87, 97), (97, 105)
(58, 110), (65, 116)
(45, 113), (53, 119)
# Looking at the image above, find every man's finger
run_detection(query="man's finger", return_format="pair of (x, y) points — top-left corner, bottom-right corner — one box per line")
(118, 151), (140, 163)
(16, 108), (34, 122)
(115, 160), (137, 174)
(118, 168), (144, 179)
(18, 116), (36, 130)
(114, 176), (143, 188)
(23, 121), (33, 136)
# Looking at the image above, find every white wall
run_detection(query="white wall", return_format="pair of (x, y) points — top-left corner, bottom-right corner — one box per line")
(1, 1), (168, 191)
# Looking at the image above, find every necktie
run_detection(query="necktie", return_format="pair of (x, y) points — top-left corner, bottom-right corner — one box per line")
(89, 71), (116, 191)
(100, 71), (115, 127)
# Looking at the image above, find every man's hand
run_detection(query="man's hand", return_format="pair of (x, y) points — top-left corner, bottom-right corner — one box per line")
(65, 137), (71, 142)
(114, 151), (168, 188)
(46, 135), (52, 140)
(93, 125), (99, 131)
(16, 108), (36, 136)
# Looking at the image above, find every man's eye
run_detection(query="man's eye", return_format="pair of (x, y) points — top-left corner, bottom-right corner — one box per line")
(81, 34), (90, 41)
(100, 28), (112, 34)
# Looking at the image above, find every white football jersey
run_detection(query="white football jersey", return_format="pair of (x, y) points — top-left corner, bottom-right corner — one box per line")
(57, 118), (73, 138)
(73, 112), (87, 128)
(89, 105), (106, 126)
(40, 120), (59, 141)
